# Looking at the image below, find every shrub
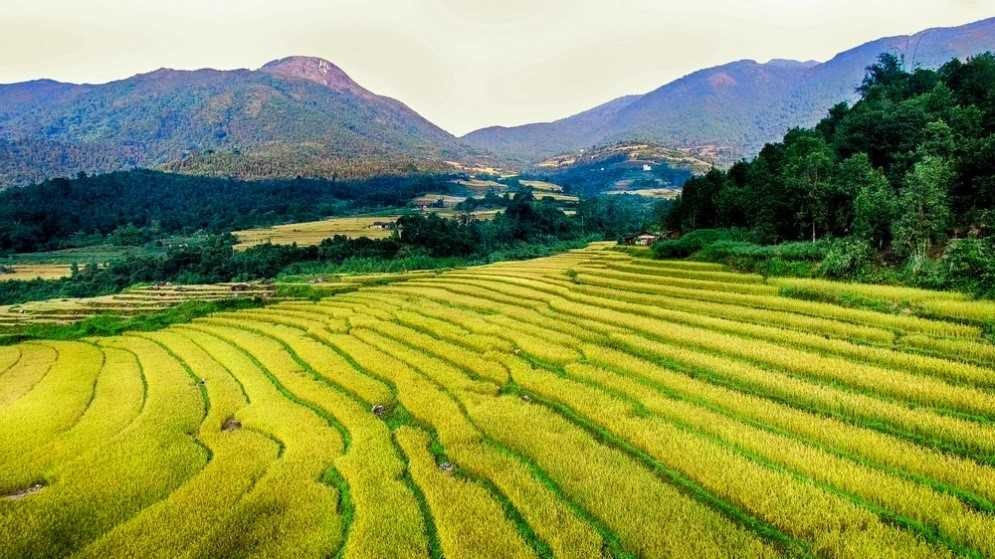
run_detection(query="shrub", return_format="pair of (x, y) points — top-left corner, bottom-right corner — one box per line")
(652, 229), (753, 258)
(818, 238), (872, 279)
(939, 238), (995, 296)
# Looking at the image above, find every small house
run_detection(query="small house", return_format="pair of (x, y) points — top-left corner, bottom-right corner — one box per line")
(623, 232), (661, 246)
(368, 221), (396, 231)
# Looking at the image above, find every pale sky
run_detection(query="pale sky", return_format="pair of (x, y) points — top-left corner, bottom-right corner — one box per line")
(1, 0), (991, 135)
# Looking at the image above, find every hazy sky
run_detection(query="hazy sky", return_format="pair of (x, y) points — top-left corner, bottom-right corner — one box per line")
(1, 0), (991, 135)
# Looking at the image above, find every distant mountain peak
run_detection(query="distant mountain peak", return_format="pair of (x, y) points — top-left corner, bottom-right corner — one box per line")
(765, 58), (819, 68)
(260, 56), (372, 97)
(0, 54), (471, 187)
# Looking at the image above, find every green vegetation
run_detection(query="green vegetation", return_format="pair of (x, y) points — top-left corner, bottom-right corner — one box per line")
(664, 53), (995, 295)
(0, 170), (460, 253)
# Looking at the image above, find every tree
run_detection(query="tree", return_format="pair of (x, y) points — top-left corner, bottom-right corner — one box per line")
(858, 53), (906, 97)
(919, 119), (956, 158)
(781, 131), (834, 241)
(843, 154), (896, 248)
(892, 156), (953, 259)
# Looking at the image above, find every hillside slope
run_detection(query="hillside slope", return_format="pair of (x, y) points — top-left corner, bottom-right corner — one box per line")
(463, 17), (995, 164)
(0, 56), (476, 187)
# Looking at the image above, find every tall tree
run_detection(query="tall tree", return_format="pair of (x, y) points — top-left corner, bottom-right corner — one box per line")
(892, 156), (954, 259)
(843, 154), (896, 248)
(782, 131), (834, 241)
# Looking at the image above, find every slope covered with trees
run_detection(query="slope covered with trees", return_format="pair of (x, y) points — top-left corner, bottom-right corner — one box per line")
(664, 52), (995, 292)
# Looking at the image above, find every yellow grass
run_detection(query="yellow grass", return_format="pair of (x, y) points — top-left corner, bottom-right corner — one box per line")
(519, 180), (563, 192)
(234, 216), (398, 248)
(453, 178), (508, 192)
(605, 187), (681, 199)
(0, 264), (72, 281)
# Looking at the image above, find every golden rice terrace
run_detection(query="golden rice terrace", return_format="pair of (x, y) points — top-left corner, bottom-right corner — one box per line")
(3, 244), (995, 558)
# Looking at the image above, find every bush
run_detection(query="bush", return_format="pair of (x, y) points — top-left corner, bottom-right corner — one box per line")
(818, 238), (872, 279)
(652, 229), (753, 258)
(900, 254), (947, 289)
(688, 237), (833, 277)
(938, 238), (995, 296)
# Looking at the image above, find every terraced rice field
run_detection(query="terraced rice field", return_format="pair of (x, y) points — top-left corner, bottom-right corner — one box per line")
(525, 191), (579, 203)
(0, 264), (72, 282)
(519, 180), (563, 192)
(3, 243), (995, 558)
(453, 178), (509, 192)
(234, 216), (400, 248)
(0, 283), (275, 327)
(605, 187), (681, 199)
(235, 211), (502, 249)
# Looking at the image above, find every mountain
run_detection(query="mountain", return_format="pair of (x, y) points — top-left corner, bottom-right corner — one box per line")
(0, 56), (477, 187)
(463, 17), (995, 165)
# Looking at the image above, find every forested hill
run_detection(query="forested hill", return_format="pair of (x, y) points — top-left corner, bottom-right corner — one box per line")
(0, 170), (459, 253)
(667, 52), (995, 283)
(463, 17), (995, 164)
(0, 56), (481, 187)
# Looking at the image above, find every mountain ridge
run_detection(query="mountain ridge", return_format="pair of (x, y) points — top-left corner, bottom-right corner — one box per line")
(3, 17), (995, 186)
(462, 16), (995, 164)
(0, 56), (477, 187)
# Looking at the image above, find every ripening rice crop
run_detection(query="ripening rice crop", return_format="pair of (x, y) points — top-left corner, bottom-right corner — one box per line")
(4, 244), (995, 558)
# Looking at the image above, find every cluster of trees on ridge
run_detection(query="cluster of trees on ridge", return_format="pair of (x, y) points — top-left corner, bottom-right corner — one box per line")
(663, 53), (995, 293)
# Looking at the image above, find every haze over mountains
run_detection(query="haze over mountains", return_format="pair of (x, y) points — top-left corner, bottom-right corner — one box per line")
(1, 17), (994, 187)
(463, 16), (995, 164)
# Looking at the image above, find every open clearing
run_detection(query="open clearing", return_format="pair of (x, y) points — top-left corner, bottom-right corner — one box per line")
(234, 211), (502, 249)
(0, 283), (276, 327)
(3, 243), (995, 558)
(606, 187), (682, 199)
(0, 264), (72, 282)
(234, 216), (399, 248)
(520, 180), (563, 192)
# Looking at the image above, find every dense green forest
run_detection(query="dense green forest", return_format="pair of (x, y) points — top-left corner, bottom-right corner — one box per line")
(663, 53), (995, 293)
(0, 193), (655, 305)
(0, 170), (459, 253)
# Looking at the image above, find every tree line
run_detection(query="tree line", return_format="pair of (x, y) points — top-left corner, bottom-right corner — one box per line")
(665, 52), (995, 290)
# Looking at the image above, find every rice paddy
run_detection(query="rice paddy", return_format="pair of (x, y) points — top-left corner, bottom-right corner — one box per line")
(0, 264), (72, 282)
(3, 243), (995, 558)
(234, 216), (400, 248)
(0, 283), (275, 327)
(234, 211), (503, 250)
